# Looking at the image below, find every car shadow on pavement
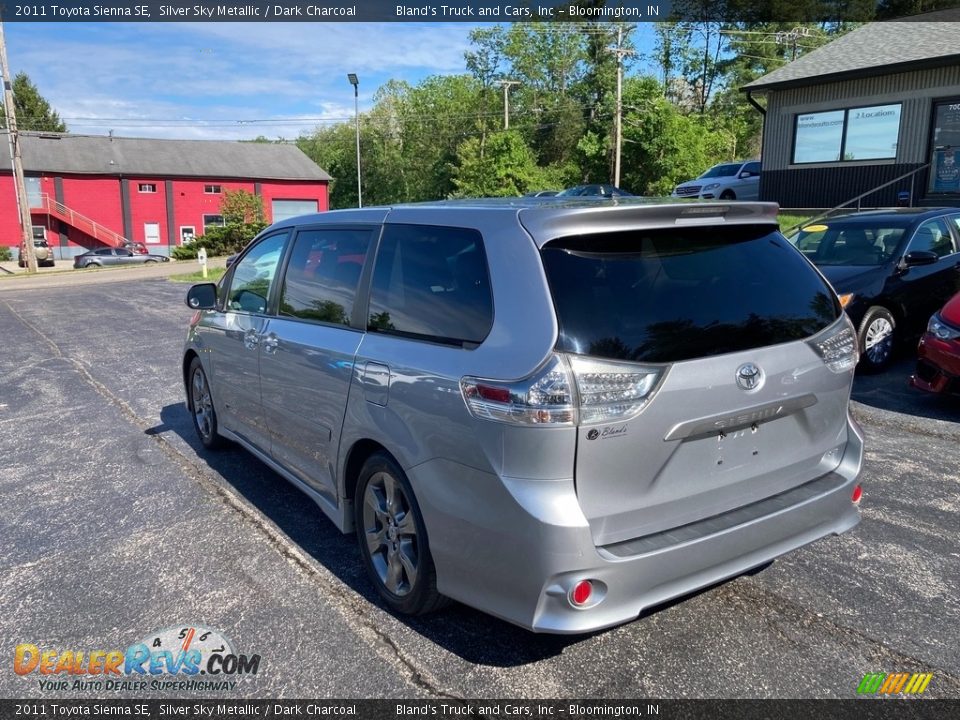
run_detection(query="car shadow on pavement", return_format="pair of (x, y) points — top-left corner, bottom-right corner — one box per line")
(152, 403), (584, 666)
(851, 356), (958, 425)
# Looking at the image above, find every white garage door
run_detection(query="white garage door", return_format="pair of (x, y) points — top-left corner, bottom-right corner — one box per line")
(272, 199), (319, 223)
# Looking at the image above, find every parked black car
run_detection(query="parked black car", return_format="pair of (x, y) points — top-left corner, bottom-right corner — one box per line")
(791, 208), (960, 371)
(74, 247), (171, 268)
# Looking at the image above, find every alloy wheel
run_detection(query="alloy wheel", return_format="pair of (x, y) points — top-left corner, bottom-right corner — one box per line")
(362, 471), (419, 597)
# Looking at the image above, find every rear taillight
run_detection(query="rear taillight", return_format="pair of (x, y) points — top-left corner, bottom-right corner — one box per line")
(461, 354), (663, 426)
(461, 355), (575, 426)
(807, 315), (858, 373)
(568, 355), (661, 424)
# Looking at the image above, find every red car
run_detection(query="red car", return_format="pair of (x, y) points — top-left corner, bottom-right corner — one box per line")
(910, 291), (960, 394)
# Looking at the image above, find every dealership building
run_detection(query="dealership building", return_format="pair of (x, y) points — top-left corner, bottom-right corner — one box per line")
(0, 132), (331, 260)
(744, 13), (960, 209)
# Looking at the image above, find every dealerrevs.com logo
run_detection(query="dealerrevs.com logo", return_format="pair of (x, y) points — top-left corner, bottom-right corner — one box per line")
(14, 625), (261, 692)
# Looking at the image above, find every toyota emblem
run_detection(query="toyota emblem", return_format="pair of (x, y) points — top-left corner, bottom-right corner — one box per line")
(736, 363), (764, 391)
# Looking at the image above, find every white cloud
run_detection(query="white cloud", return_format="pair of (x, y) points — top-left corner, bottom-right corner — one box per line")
(4, 22), (481, 140)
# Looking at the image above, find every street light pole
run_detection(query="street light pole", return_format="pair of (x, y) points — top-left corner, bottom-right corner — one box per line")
(347, 73), (361, 208)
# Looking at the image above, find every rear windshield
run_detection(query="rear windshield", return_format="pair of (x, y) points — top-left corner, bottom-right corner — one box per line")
(541, 225), (840, 364)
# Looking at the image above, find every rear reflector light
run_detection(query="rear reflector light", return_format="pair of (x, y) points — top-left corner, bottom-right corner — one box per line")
(852, 485), (862, 504)
(570, 580), (593, 606)
(807, 315), (858, 373)
(461, 354), (663, 426)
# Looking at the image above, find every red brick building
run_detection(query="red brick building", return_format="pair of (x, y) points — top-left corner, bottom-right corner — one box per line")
(0, 133), (331, 261)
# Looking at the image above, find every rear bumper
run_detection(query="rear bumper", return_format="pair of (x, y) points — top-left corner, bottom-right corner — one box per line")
(410, 413), (863, 634)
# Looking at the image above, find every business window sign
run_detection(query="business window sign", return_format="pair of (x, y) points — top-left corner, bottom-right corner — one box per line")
(794, 111), (844, 163)
(793, 104), (901, 164)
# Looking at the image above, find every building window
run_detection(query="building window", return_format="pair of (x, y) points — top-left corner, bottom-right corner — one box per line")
(203, 214), (225, 228)
(138, 183), (157, 193)
(793, 103), (901, 164)
(204, 184), (222, 194)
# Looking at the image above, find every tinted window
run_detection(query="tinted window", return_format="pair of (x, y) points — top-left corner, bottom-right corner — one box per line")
(279, 228), (372, 327)
(227, 232), (289, 314)
(908, 219), (956, 258)
(744, 162), (762, 175)
(793, 221), (907, 266)
(700, 164), (741, 178)
(541, 226), (840, 364)
(368, 224), (493, 346)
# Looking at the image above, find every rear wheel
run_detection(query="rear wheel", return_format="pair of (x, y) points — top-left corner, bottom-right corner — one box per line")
(354, 452), (446, 615)
(84, 261), (98, 268)
(858, 306), (896, 372)
(188, 357), (226, 450)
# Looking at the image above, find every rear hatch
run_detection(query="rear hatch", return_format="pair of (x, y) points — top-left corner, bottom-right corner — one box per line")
(539, 223), (857, 547)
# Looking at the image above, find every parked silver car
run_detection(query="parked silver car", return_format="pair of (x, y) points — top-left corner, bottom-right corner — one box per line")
(182, 199), (864, 633)
(672, 161), (761, 200)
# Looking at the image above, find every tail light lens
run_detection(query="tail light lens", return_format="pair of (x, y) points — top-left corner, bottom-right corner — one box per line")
(807, 316), (858, 373)
(461, 354), (663, 426)
(461, 355), (575, 426)
(568, 355), (661, 424)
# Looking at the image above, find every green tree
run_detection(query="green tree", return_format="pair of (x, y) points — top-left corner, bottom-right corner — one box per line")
(451, 130), (541, 197)
(0, 73), (66, 132)
(221, 188), (265, 224)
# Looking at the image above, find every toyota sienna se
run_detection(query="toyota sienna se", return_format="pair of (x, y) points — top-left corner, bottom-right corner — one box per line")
(182, 198), (864, 633)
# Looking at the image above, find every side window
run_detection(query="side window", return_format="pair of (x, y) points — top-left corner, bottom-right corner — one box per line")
(278, 228), (372, 327)
(909, 219), (956, 258)
(368, 224), (493, 346)
(949, 215), (960, 247)
(226, 231), (289, 314)
(745, 162), (762, 175)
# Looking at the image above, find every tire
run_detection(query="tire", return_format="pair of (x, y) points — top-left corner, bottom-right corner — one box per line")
(188, 357), (227, 450)
(354, 452), (447, 616)
(719, 189), (736, 200)
(84, 261), (99, 268)
(857, 306), (896, 372)
(145, 259), (158, 264)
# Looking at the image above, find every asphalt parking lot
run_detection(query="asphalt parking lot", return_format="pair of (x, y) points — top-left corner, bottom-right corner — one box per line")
(1, 273), (958, 700)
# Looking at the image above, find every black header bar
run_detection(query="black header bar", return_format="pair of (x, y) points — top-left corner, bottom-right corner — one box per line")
(0, 1), (955, 23)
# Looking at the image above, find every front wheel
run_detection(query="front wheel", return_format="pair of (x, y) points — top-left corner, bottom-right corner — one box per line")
(144, 258), (158, 264)
(719, 189), (736, 200)
(188, 357), (226, 450)
(354, 453), (446, 616)
(858, 306), (896, 372)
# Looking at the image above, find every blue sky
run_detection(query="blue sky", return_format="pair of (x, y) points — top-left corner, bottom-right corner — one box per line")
(4, 23), (483, 140)
(5, 22), (661, 142)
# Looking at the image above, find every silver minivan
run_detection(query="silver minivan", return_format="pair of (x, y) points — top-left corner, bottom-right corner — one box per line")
(182, 198), (864, 633)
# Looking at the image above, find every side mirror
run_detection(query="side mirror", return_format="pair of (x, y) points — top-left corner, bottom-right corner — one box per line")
(903, 250), (938, 267)
(739, 171), (754, 179)
(185, 283), (218, 310)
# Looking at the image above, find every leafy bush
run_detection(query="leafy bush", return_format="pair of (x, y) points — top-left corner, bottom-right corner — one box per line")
(172, 222), (268, 260)
(0, 246), (11, 262)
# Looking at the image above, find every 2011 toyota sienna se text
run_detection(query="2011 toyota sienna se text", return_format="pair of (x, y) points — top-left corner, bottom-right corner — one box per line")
(182, 198), (865, 634)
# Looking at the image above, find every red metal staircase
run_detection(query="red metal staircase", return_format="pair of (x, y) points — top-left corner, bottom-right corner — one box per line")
(30, 194), (130, 248)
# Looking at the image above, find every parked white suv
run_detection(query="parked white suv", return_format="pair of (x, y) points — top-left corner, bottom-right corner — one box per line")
(673, 160), (761, 200)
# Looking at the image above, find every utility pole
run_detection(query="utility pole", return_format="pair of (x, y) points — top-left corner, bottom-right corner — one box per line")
(498, 80), (519, 130)
(0, 22), (35, 273)
(609, 25), (635, 188)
